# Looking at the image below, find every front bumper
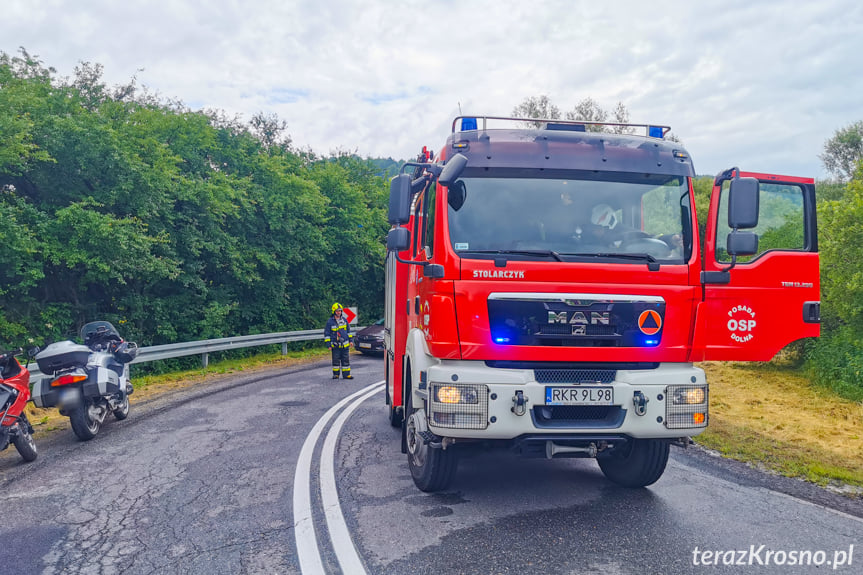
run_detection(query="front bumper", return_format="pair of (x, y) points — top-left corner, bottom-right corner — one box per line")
(355, 338), (385, 353)
(418, 361), (708, 440)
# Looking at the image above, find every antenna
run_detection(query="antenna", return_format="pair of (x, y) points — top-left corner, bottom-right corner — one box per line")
(458, 102), (462, 115)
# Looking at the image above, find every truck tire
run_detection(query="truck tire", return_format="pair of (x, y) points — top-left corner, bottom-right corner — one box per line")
(405, 392), (457, 492)
(69, 402), (101, 441)
(12, 418), (38, 462)
(597, 438), (669, 488)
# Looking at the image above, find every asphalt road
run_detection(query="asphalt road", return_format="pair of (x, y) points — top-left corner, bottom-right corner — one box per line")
(1, 355), (861, 575)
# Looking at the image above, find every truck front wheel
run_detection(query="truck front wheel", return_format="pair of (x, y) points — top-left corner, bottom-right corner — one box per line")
(597, 438), (669, 488)
(405, 398), (458, 492)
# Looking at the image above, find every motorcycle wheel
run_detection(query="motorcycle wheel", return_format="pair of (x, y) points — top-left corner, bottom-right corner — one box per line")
(113, 394), (130, 421)
(12, 420), (38, 462)
(69, 402), (101, 441)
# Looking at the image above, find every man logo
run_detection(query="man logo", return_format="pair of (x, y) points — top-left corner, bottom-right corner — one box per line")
(548, 311), (610, 325)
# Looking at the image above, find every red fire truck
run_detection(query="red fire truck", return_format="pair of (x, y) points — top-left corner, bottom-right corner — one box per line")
(384, 116), (820, 492)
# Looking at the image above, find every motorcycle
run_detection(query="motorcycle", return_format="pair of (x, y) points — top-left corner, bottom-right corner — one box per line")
(0, 348), (38, 462)
(32, 321), (138, 441)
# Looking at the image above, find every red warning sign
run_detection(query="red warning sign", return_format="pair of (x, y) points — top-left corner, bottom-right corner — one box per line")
(638, 310), (662, 336)
(343, 307), (357, 324)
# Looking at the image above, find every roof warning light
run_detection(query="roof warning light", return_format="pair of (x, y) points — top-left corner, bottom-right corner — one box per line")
(461, 117), (478, 131)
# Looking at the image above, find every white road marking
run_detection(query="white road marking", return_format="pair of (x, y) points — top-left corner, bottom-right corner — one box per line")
(320, 384), (384, 575)
(293, 381), (383, 575)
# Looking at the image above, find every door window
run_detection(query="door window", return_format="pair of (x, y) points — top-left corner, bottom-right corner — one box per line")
(716, 181), (807, 263)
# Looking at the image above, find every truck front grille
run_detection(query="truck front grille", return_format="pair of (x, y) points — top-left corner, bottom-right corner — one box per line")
(534, 369), (616, 384)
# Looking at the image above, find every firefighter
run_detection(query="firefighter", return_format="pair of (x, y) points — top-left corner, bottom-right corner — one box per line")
(324, 302), (354, 380)
(587, 203), (630, 247)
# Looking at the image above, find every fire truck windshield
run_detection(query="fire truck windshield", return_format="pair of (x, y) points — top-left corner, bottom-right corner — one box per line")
(447, 170), (690, 263)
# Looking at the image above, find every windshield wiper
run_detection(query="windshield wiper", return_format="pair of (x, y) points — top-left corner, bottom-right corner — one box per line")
(458, 249), (563, 262)
(566, 252), (660, 267)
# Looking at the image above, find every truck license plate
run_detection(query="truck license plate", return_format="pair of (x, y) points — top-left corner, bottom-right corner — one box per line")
(359, 343), (372, 349)
(545, 387), (614, 405)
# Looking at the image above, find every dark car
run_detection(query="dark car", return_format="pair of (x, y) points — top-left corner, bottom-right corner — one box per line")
(354, 319), (385, 355)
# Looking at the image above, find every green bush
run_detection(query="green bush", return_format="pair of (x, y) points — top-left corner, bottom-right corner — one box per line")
(804, 326), (863, 402)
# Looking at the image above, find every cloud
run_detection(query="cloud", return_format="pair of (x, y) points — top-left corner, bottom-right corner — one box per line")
(3, 0), (863, 177)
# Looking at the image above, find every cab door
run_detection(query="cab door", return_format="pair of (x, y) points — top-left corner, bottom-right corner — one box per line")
(691, 170), (820, 361)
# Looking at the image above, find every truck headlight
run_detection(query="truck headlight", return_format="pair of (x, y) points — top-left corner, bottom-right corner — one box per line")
(672, 387), (705, 405)
(430, 383), (488, 429)
(665, 385), (708, 429)
(435, 385), (479, 404)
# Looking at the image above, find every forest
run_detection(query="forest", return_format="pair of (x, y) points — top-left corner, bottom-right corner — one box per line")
(2, 51), (861, 399)
(1, 50), (392, 350)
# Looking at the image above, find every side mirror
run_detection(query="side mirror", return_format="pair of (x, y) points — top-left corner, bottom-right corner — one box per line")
(423, 264), (445, 278)
(439, 153), (468, 187)
(387, 227), (410, 252)
(388, 174), (412, 225)
(27, 347), (40, 359)
(728, 176), (759, 229)
(727, 230), (758, 256)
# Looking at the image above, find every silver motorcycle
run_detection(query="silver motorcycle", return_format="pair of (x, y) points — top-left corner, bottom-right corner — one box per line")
(33, 321), (138, 441)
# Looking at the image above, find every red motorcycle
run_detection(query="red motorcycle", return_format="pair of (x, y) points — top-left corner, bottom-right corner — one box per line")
(0, 348), (38, 462)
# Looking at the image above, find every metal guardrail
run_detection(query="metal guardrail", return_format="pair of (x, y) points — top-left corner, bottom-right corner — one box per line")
(27, 327), (365, 381)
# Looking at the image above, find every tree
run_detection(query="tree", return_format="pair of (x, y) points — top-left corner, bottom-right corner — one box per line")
(820, 121), (863, 182)
(511, 95), (560, 127)
(250, 111), (291, 151)
(565, 97), (608, 132)
(513, 96), (636, 134)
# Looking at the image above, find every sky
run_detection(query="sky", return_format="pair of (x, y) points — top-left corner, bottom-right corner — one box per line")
(3, 0), (862, 178)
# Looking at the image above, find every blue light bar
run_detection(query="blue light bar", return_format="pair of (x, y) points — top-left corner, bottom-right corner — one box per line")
(648, 126), (664, 138)
(494, 337), (510, 344)
(461, 117), (478, 131)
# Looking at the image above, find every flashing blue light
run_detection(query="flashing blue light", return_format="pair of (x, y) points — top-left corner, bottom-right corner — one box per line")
(461, 117), (478, 131)
(644, 339), (659, 346)
(648, 126), (664, 138)
(494, 337), (510, 344)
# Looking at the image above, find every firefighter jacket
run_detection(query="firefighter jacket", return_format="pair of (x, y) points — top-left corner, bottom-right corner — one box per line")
(324, 315), (353, 349)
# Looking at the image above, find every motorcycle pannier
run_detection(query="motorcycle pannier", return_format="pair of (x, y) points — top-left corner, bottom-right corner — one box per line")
(35, 342), (91, 374)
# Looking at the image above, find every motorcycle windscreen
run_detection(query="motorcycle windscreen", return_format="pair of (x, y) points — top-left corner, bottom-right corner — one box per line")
(0, 386), (12, 410)
(692, 172), (820, 362)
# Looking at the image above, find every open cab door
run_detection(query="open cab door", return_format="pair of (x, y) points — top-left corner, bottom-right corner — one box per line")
(691, 169), (820, 361)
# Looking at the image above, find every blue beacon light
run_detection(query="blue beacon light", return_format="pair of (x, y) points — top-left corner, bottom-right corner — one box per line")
(461, 117), (478, 131)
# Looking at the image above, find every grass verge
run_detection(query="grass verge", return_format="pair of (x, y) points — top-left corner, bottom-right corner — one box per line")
(697, 361), (863, 490)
